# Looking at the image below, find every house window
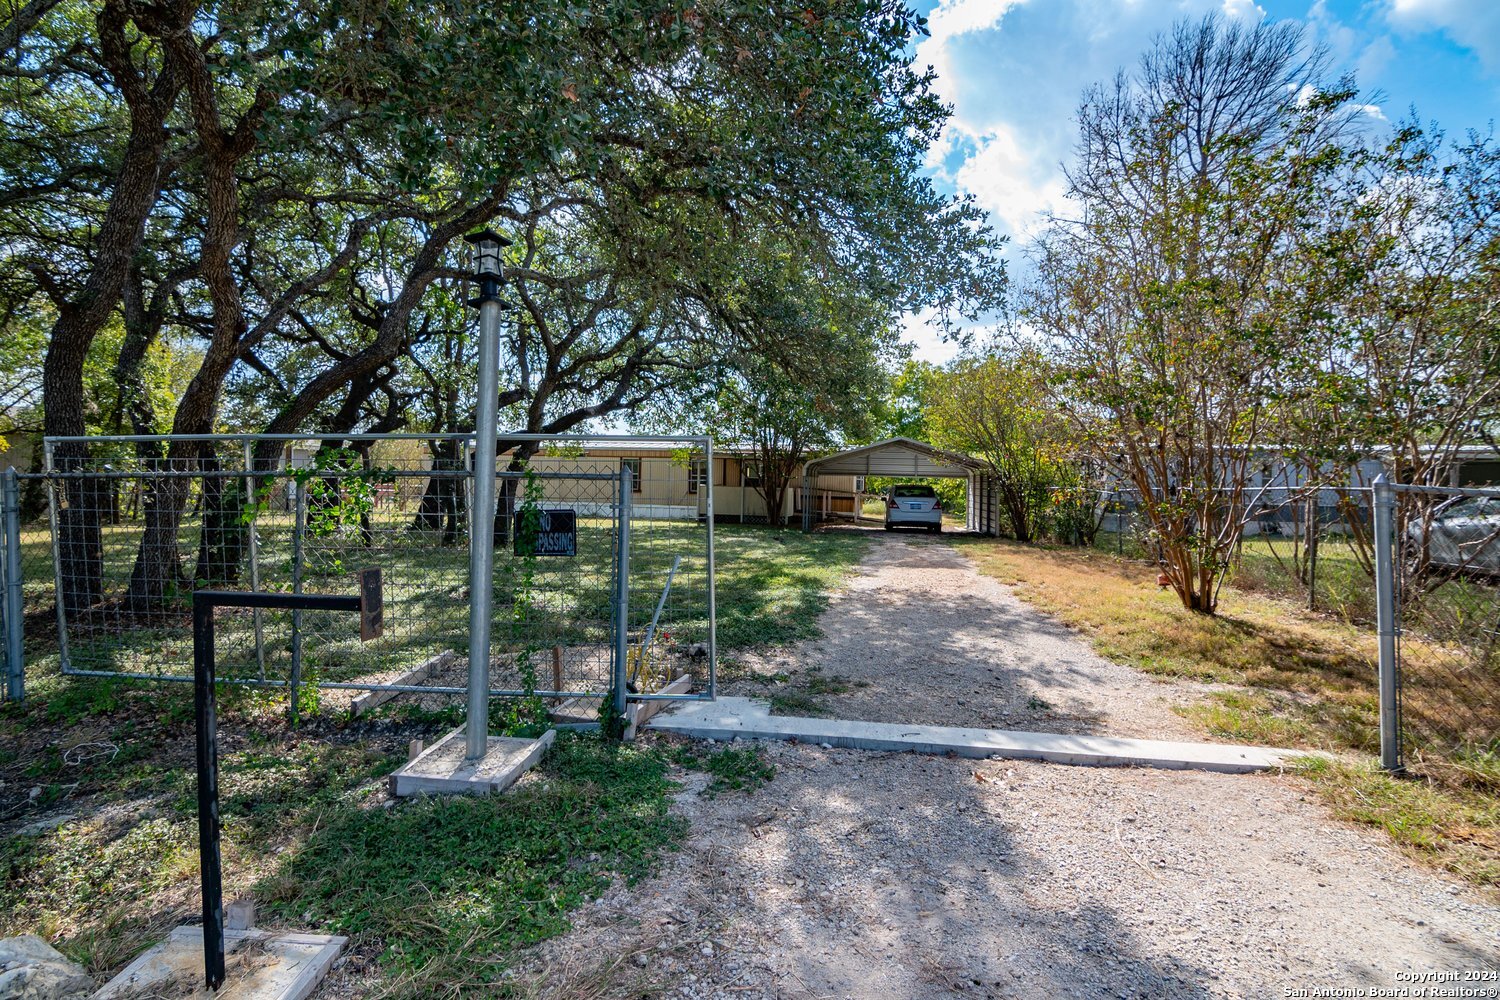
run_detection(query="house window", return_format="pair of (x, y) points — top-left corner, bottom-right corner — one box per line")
(622, 458), (642, 492)
(742, 460), (762, 488)
(854, 476), (866, 494)
(688, 458), (707, 494)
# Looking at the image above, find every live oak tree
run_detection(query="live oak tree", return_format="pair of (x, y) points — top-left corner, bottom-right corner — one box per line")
(706, 241), (897, 529)
(4, 0), (1002, 610)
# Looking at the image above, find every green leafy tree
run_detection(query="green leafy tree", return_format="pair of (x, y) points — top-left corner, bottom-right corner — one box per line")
(1283, 121), (1500, 595)
(709, 251), (896, 528)
(4, 0), (1004, 609)
(928, 350), (1070, 542)
(1025, 14), (1361, 613)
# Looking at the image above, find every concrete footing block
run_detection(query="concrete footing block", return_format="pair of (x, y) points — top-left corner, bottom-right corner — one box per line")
(94, 925), (345, 1000)
(389, 726), (555, 797)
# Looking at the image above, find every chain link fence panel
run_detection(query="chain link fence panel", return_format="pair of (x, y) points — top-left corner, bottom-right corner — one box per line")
(18, 434), (716, 714)
(1391, 483), (1500, 770)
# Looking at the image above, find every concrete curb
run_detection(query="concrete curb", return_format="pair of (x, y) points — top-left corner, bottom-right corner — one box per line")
(648, 698), (1304, 774)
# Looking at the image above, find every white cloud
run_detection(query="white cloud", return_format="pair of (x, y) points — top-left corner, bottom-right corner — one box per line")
(899, 307), (965, 366)
(1386, 0), (1500, 74)
(914, 0), (1028, 146)
(1221, 0), (1266, 23)
(1356, 34), (1398, 83)
(953, 125), (1075, 236)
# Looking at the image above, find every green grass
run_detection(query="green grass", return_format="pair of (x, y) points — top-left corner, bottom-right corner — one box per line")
(1291, 756), (1500, 887)
(259, 734), (687, 995)
(0, 723), (774, 994)
(709, 527), (868, 648)
(17, 519), (869, 697)
(0, 725), (404, 975)
(955, 534), (1499, 889)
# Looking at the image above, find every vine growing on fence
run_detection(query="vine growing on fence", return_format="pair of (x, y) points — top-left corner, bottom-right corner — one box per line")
(245, 448), (396, 575)
(502, 465), (551, 735)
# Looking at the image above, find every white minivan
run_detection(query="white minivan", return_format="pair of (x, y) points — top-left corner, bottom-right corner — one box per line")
(883, 483), (943, 533)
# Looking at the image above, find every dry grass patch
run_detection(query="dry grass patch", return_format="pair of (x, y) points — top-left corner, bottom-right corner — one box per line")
(951, 536), (1499, 889)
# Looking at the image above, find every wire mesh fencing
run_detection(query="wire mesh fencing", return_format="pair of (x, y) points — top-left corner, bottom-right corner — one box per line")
(20, 434), (716, 714)
(1389, 483), (1500, 770)
(1093, 486), (1379, 620)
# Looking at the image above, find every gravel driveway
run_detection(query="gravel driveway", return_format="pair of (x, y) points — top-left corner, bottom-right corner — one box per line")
(727, 532), (1213, 739)
(506, 739), (1498, 999)
(494, 533), (1500, 999)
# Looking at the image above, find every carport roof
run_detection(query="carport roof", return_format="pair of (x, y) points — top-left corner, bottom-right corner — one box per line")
(804, 437), (983, 478)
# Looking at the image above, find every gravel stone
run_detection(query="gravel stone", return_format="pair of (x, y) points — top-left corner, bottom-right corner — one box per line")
(426, 534), (1500, 998)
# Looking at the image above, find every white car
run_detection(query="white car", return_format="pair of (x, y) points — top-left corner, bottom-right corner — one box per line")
(1410, 496), (1500, 576)
(883, 484), (943, 533)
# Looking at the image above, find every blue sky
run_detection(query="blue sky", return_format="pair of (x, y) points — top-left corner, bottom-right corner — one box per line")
(901, 0), (1500, 362)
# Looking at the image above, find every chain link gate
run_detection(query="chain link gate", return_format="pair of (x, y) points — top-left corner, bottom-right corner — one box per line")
(25, 433), (716, 717)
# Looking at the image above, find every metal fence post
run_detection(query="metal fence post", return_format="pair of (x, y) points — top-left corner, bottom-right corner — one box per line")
(1305, 495), (1319, 614)
(4, 468), (24, 703)
(42, 440), (70, 671)
(704, 440), (717, 699)
(289, 479), (306, 728)
(613, 464), (631, 724)
(1373, 475), (1402, 772)
(242, 441), (265, 679)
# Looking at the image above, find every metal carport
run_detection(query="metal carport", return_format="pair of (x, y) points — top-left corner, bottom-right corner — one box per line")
(799, 437), (1001, 534)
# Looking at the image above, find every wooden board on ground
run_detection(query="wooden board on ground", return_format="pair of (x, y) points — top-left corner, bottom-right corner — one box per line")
(624, 674), (693, 740)
(350, 650), (459, 717)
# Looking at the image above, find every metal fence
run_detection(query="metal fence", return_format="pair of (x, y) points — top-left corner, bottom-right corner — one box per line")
(3, 433), (717, 713)
(1095, 485), (1380, 618)
(1377, 480), (1500, 771)
(1089, 480), (1496, 771)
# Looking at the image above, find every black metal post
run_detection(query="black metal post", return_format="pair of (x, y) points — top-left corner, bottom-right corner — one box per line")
(192, 595), (225, 990)
(191, 584), (377, 992)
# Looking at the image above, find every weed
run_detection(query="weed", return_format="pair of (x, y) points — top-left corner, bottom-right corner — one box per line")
(670, 744), (775, 797)
(768, 690), (831, 716)
(260, 733), (686, 990)
(698, 747), (775, 797)
(805, 674), (854, 695)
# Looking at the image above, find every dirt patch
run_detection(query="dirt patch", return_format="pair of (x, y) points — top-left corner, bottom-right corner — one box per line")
(726, 535), (1218, 739)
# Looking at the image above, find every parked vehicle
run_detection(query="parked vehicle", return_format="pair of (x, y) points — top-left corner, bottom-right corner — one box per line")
(1410, 496), (1500, 575)
(884, 483), (943, 533)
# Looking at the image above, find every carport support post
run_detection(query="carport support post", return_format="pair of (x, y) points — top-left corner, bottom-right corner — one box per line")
(4, 468), (23, 703)
(1373, 475), (1401, 772)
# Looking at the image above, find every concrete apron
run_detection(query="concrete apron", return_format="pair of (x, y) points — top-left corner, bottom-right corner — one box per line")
(648, 697), (1306, 774)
